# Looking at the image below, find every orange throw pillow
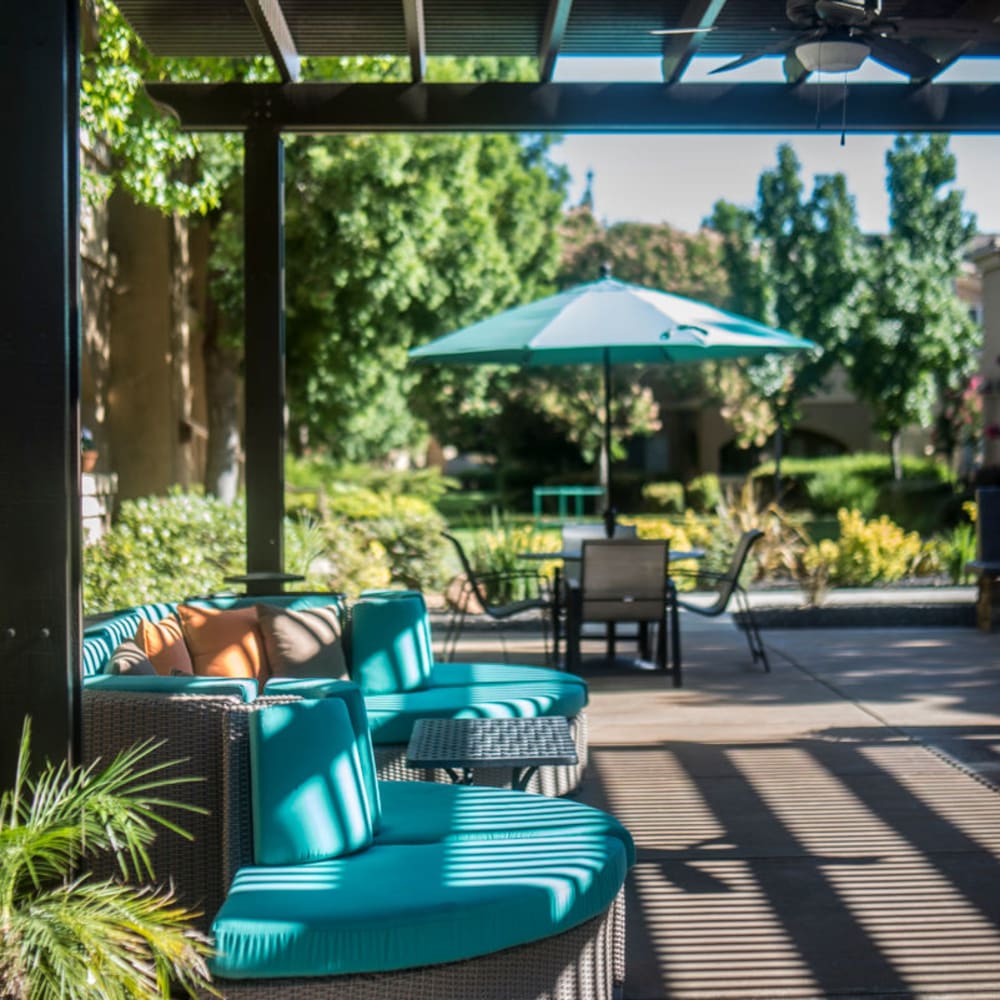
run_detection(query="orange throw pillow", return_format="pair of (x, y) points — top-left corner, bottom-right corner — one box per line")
(134, 617), (194, 676)
(177, 604), (269, 681)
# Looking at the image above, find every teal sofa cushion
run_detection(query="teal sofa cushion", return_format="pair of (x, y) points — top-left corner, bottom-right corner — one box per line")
(82, 674), (258, 702)
(375, 781), (635, 865)
(363, 680), (588, 745)
(350, 593), (432, 695)
(262, 678), (381, 830)
(210, 834), (627, 978)
(431, 662), (589, 689)
(250, 700), (375, 865)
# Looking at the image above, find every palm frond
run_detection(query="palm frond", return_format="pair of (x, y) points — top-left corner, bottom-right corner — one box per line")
(0, 718), (217, 999)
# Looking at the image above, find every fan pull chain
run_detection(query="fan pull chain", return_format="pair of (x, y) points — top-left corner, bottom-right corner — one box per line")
(840, 72), (848, 146)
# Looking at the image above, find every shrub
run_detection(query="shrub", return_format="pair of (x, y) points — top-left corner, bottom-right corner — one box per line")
(84, 491), (247, 613)
(807, 468), (880, 518)
(82, 490), (445, 614)
(686, 473), (721, 514)
(828, 508), (925, 586)
(642, 481), (685, 514)
(940, 502), (978, 584)
(753, 453), (953, 518)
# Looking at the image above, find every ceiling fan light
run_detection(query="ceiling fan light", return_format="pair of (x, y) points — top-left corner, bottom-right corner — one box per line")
(795, 38), (870, 72)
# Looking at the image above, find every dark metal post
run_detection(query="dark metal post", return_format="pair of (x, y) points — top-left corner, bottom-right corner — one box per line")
(602, 349), (616, 537)
(0, 0), (81, 781)
(243, 127), (287, 595)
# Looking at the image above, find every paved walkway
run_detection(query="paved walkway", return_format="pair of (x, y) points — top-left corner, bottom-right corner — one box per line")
(447, 605), (1000, 999)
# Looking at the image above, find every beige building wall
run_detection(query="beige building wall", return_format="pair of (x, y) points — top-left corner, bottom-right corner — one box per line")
(974, 242), (1000, 468)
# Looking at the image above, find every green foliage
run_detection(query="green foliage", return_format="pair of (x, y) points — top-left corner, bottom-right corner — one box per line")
(685, 473), (722, 514)
(843, 136), (980, 474)
(940, 501), (978, 584)
(461, 517), (553, 604)
(81, 0), (260, 215)
(83, 492), (331, 613)
(641, 481), (685, 514)
(803, 508), (928, 588)
(707, 145), (862, 448)
(752, 453), (952, 518)
(272, 125), (567, 462)
(0, 719), (213, 999)
(83, 491), (246, 611)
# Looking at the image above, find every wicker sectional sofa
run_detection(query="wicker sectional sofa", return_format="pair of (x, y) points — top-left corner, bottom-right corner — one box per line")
(82, 591), (587, 795)
(82, 635), (632, 997)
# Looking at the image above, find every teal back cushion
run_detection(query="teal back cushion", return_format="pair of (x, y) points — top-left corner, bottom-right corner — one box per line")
(262, 679), (381, 830)
(351, 593), (433, 695)
(250, 699), (374, 865)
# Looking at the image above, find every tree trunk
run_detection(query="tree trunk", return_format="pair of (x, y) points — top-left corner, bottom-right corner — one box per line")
(168, 211), (195, 489)
(889, 429), (903, 481)
(772, 420), (785, 502)
(203, 296), (242, 503)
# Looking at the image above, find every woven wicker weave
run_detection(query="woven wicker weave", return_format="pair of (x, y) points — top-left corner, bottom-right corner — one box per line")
(211, 889), (622, 1000)
(374, 713), (588, 796)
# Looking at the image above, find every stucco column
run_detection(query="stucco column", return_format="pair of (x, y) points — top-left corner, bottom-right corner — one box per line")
(974, 240), (1000, 468)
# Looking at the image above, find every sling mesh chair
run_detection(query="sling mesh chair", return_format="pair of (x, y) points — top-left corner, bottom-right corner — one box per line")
(566, 539), (677, 683)
(673, 528), (770, 672)
(441, 532), (554, 664)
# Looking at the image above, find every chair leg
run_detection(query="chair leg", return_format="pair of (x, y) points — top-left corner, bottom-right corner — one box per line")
(638, 622), (650, 660)
(655, 615), (666, 672)
(736, 587), (769, 672)
(442, 605), (466, 663)
(668, 582), (682, 688)
(606, 622), (616, 662)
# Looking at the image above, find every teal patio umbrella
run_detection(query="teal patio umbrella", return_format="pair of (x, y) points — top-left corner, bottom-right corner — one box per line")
(410, 271), (817, 528)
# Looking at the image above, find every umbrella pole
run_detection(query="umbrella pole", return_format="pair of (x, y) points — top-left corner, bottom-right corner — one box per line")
(602, 349), (615, 538)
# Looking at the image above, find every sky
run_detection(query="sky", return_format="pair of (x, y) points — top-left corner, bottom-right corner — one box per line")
(547, 56), (1000, 235)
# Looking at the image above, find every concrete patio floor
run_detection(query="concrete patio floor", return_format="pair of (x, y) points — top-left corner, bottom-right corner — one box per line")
(445, 606), (1000, 999)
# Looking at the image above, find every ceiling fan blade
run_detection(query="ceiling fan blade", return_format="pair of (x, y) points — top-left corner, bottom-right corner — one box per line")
(650, 27), (715, 35)
(865, 34), (944, 79)
(708, 33), (807, 74)
(782, 50), (811, 84)
(889, 17), (1000, 41)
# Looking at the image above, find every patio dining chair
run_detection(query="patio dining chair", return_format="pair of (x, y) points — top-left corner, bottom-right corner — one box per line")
(673, 528), (769, 672)
(441, 532), (554, 664)
(566, 539), (678, 683)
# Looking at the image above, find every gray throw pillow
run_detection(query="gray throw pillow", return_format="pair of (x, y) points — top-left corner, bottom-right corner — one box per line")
(109, 639), (157, 676)
(256, 604), (349, 680)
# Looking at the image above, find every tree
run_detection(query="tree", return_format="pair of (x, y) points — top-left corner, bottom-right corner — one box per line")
(844, 135), (979, 479)
(265, 129), (567, 462)
(82, 0), (267, 499)
(708, 145), (865, 488)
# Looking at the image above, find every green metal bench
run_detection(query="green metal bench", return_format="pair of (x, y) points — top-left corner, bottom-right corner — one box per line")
(533, 485), (604, 520)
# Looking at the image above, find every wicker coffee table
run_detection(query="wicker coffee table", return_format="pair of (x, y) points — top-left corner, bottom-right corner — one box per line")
(406, 717), (578, 791)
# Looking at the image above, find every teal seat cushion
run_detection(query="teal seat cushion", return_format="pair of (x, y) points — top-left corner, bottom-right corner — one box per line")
(210, 835), (627, 978)
(350, 594), (433, 695)
(262, 679), (381, 830)
(82, 674), (258, 702)
(431, 662), (588, 691)
(375, 781), (635, 866)
(363, 681), (588, 745)
(250, 700), (375, 865)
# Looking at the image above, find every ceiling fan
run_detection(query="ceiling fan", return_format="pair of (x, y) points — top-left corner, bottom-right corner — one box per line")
(709, 0), (1000, 82)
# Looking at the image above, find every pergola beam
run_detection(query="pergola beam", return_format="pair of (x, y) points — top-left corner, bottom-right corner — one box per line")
(402, 0), (427, 82)
(148, 80), (1000, 133)
(660, 0), (728, 85)
(244, 0), (301, 83)
(538, 0), (574, 83)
